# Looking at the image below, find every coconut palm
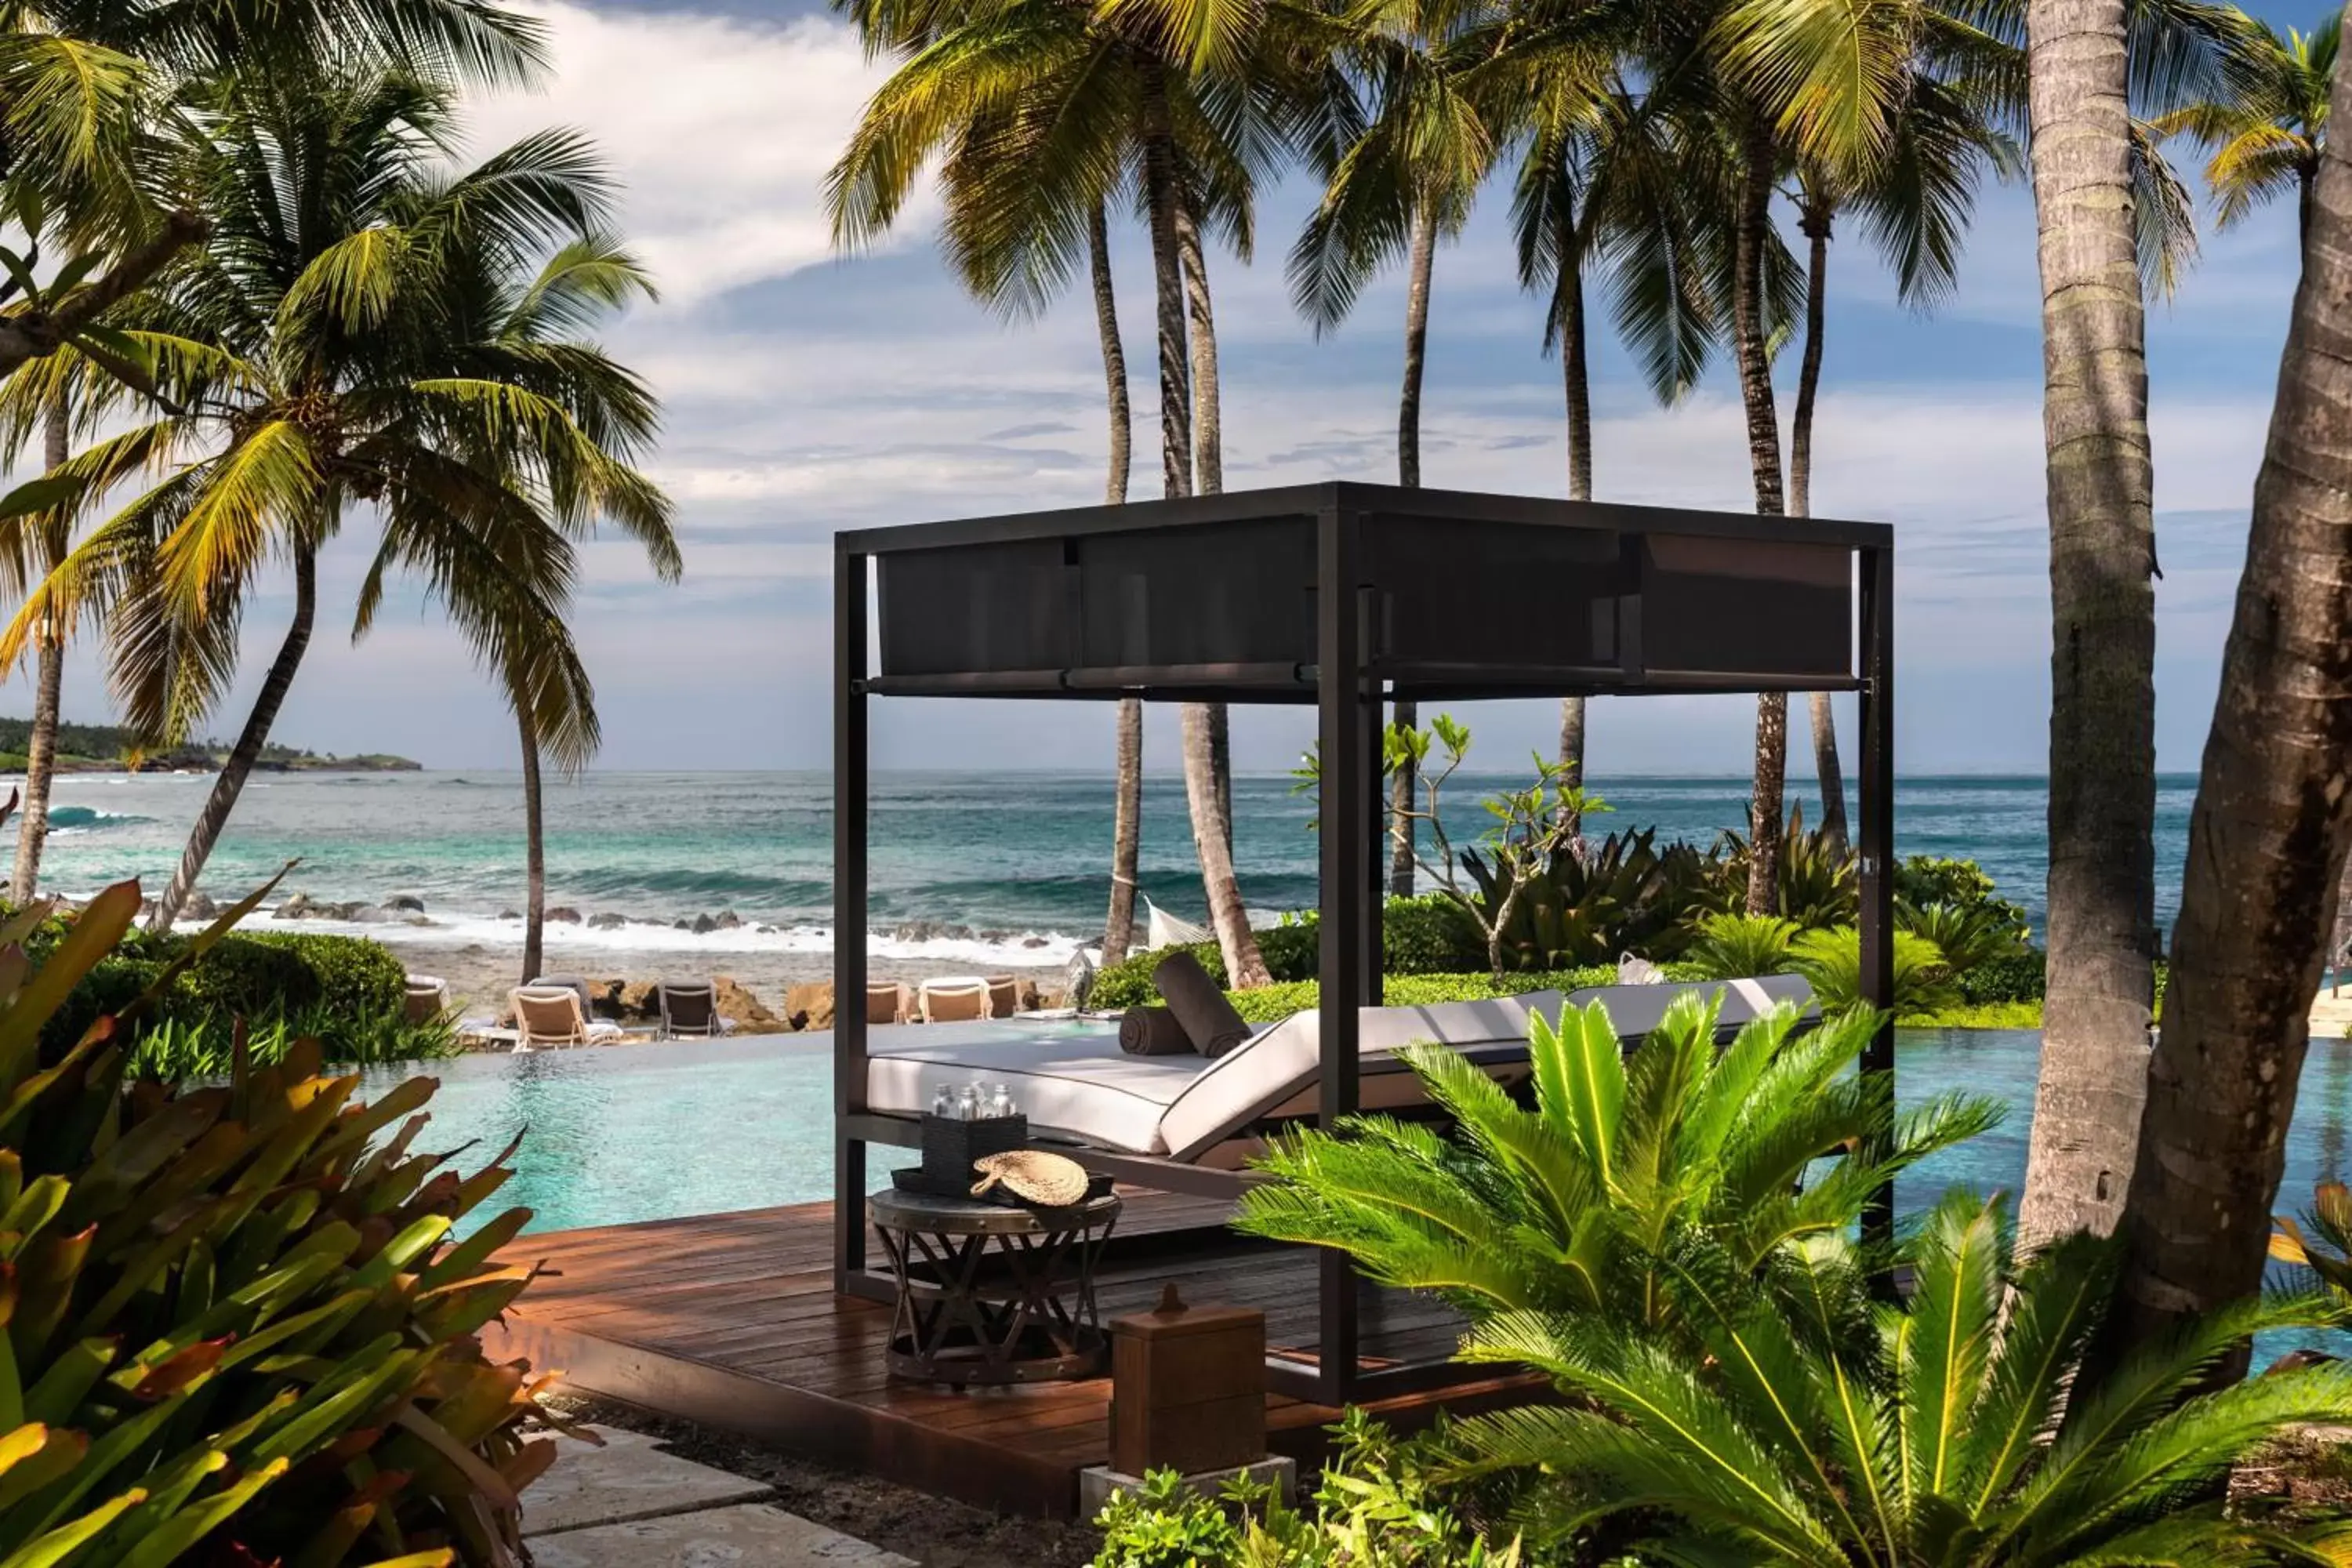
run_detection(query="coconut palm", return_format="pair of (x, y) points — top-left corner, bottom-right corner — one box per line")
(417, 230), (670, 985)
(1236, 993), (1998, 1327)
(827, 0), (1299, 986)
(2114, 36), (2352, 1354)
(1447, 1189), (2352, 1566)
(0, 69), (672, 934)
(2154, 13), (2336, 243)
(1287, 0), (1501, 897)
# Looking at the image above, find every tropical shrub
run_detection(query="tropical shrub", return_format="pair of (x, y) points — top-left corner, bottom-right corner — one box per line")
(2272, 1179), (2352, 1301)
(1450, 1190), (2352, 1566)
(1897, 898), (2031, 975)
(1221, 969), (1634, 1025)
(1236, 996), (1998, 1327)
(1467, 827), (1717, 971)
(1681, 911), (1801, 979)
(1896, 854), (2031, 933)
(1093, 905), (1485, 1009)
(1091, 1412), (1526, 1566)
(1956, 947), (2047, 1004)
(0, 871), (555, 1566)
(48, 928), (413, 1063)
(127, 1002), (457, 1079)
(1703, 807), (1857, 927)
(1788, 924), (1958, 1018)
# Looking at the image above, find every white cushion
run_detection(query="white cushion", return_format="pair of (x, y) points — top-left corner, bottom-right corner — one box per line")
(1561, 975), (1816, 1040)
(866, 1018), (1205, 1155)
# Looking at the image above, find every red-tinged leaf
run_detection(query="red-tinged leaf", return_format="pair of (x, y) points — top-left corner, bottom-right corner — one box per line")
(132, 1335), (233, 1400)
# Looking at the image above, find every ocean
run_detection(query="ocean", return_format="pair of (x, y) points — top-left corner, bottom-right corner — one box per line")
(18, 770), (2199, 970)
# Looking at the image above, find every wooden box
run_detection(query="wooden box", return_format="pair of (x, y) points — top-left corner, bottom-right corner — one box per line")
(1109, 1287), (1265, 1477)
(919, 1112), (1027, 1191)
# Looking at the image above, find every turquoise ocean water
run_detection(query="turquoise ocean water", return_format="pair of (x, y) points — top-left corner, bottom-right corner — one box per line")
(18, 771), (2198, 967)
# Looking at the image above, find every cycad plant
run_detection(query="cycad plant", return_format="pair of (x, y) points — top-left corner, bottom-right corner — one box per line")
(1236, 993), (1998, 1327)
(1683, 910), (1801, 980)
(1450, 1190), (2352, 1566)
(1789, 924), (1955, 1018)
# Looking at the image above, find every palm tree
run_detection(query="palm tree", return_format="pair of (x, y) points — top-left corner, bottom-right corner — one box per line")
(423, 231), (672, 986)
(2154, 13), (2336, 244)
(1288, 0), (1497, 898)
(1, 70), (671, 934)
(1091, 203), (1146, 968)
(0, 0), (546, 902)
(826, 0), (1287, 986)
(2114, 40), (2352, 1356)
(1447, 1190), (2352, 1566)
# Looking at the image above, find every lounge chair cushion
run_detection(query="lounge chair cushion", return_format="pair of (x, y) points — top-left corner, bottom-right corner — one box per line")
(1563, 974), (1816, 1041)
(864, 993), (1563, 1159)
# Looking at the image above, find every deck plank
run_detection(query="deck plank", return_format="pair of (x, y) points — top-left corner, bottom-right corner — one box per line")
(490, 1191), (1540, 1518)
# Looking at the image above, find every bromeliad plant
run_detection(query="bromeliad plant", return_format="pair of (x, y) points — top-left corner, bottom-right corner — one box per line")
(1450, 1190), (2352, 1566)
(0, 857), (557, 1565)
(1236, 993), (1998, 1328)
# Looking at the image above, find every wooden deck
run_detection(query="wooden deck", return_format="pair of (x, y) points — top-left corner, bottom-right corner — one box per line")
(486, 1192), (1541, 1517)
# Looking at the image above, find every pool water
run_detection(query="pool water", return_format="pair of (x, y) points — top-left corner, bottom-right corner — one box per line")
(363, 1028), (2352, 1240)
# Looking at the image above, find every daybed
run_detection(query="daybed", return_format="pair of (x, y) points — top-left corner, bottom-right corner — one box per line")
(862, 975), (1814, 1167)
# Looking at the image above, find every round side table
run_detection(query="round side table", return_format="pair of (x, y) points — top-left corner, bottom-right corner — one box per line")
(868, 1188), (1122, 1385)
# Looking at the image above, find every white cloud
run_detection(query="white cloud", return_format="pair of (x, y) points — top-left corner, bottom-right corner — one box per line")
(459, 2), (925, 304)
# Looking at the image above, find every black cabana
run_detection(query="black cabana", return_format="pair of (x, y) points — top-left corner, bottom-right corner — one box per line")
(834, 481), (1896, 1406)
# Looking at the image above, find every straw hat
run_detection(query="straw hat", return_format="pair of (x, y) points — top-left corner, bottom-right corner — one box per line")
(971, 1149), (1090, 1207)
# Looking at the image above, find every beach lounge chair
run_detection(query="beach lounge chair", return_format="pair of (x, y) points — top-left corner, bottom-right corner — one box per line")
(985, 975), (1020, 1018)
(527, 974), (596, 1015)
(861, 976), (1815, 1172)
(867, 982), (909, 1025)
(510, 986), (626, 1050)
(658, 981), (734, 1040)
(403, 975), (450, 1024)
(918, 977), (992, 1024)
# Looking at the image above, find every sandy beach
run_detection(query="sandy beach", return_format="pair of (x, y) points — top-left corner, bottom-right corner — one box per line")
(367, 928), (1072, 1022)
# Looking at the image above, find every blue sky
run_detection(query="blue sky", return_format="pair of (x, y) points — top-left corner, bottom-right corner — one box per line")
(2, 0), (2335, 774)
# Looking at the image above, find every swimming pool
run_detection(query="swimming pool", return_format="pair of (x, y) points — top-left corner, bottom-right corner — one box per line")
(360, 1027), (2352, 1240)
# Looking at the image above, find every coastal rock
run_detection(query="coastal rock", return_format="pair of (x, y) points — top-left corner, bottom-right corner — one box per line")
(891, 920), (974, 944)
(1022, 935), (1048, 949)
(274, 892), (313, 920)
(588, 913), (628, 930)
(673, 918), (693, 931)
(385, 893), (426, 914)
(711, 976), (778, 1032)
(783, 982), (833, 1033)
(183, 893), (219, 920)
(546, 907), (583, 924)
(497, 909), (521, 921)
(691, 913), (719, 935)
(713, 911), (742, 930)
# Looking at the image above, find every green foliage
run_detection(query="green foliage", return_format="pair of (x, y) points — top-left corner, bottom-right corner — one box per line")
(1704, 807), (1858, 927)
(1956, 947), (2046, 1004)
(42, 926), (422, 1068)
(1091, 902), (1485, 1010)
(1448, 1190), (2352, 1566)
(1466, 828), (1718, 971)
(1682, 911), (1801, 979)
(1789, 924), (1959, 1018)
(2273, 1179), (2352, 1303)
(1091, 1414), (1526, 1567)
(1237, 996), (1999, 1327)
(126, 1002), (456, 1079)
(1897, 898), (2030, 975)
(1896, 855), (2030, 928)
(1221, 969), (1637, 1025)
(0, 869), (555, 1566)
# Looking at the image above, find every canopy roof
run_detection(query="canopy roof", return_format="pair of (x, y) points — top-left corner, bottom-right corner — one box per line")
(844, 481), (1889, 704)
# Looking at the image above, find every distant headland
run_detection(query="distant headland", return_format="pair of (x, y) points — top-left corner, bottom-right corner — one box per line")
(0, 717), (419, 775)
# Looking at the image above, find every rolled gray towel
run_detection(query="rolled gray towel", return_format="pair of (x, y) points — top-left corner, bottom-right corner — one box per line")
(1119, 1005), (1196, 1056)
(1152, 949), (1252, 1058)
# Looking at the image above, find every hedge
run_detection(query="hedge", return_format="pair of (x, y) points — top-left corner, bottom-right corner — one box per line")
(44, 926), (409, 1056)
(1091, 897), (1494, 1009)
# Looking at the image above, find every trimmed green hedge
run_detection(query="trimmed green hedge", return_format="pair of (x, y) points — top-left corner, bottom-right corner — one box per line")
(1092, 897), (1494, 1008)
(44, 924), (411, 1062)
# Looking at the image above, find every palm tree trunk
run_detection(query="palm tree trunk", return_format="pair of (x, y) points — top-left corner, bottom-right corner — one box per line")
(1789, 202), (1851, 853)
(1559, 200), (1592, 824)
(8, 399), (70, 905)
(1175, 188), (1237, 840)
(150, 541), (318, 933)
(1181, 702), (1268, 985)
(1730, 111), (1788, 916)
(519, 702), (546, 986)
(1389, 206), (1440, 897)
(2111, 85), (2352, 1352)
(1104, 698), (1143, 968)
(1090, 201), (1143, 969)
(2016, 0), (2161, 1248)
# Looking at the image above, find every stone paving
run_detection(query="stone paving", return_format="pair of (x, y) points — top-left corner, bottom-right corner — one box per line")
(524, 1427), (917, 1566)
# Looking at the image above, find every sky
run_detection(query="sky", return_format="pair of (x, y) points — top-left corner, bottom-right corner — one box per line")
(0, 0), (2337, 775)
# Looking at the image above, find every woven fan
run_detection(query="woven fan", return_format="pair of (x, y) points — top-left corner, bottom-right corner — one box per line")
(971, 1149), (1089, 1206)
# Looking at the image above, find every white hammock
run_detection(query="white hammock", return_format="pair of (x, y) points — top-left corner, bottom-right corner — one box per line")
(1143, 897), (1214, 951)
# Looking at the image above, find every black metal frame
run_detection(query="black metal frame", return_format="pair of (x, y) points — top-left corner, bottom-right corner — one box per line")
(834, 480), (1896, 1407)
